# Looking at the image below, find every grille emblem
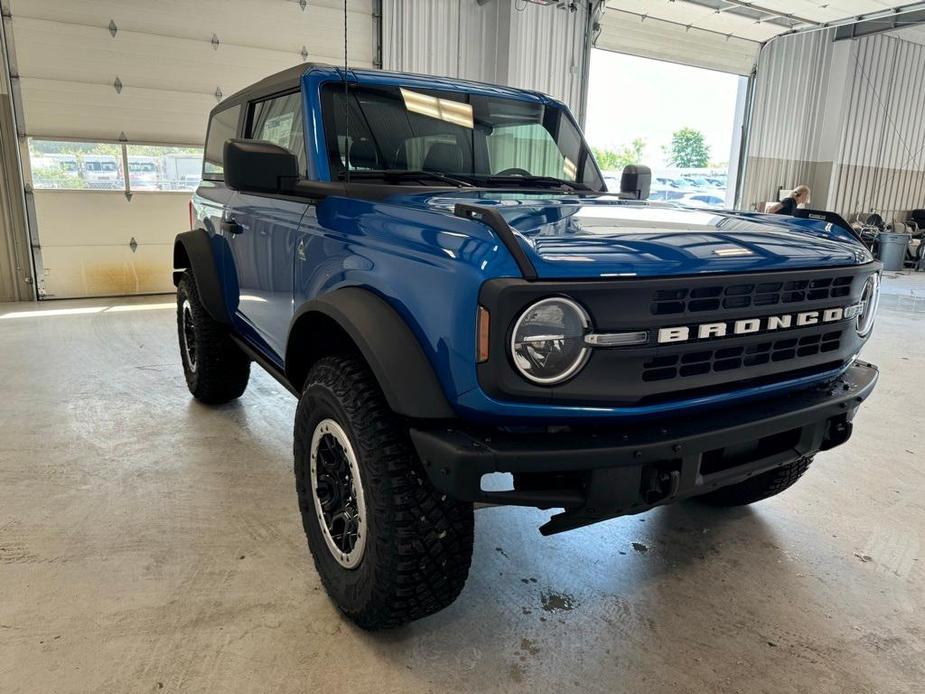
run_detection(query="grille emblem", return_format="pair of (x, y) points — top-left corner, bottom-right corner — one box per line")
(657, 304), (861, 344)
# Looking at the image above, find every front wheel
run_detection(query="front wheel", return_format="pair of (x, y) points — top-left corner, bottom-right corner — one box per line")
(697, 456), (814, 507)
(294, 355), (474, 630)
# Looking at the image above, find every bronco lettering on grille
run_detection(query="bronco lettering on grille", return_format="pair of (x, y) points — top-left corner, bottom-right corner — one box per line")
(657, 303), (863, 344)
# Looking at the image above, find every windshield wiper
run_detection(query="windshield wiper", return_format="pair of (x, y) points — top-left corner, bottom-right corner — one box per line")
(480, 175), (592, 192)
(339, 169), (473, 187)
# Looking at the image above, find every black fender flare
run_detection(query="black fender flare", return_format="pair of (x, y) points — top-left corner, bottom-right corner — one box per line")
(173, 229), (231, 325)
(285, 288), (455, 419)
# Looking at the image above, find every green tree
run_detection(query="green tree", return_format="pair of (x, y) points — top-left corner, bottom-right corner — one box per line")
(592, 138), (646, 171)
(664, 128), (710, 168)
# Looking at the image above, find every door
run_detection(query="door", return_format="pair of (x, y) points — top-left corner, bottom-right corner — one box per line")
(226, 90), (309, 360)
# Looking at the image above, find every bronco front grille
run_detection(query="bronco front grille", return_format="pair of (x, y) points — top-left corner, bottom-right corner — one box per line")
(642, 331), (842, 382)
(651, 275), (854, 316)
(477, 263), (875, 407)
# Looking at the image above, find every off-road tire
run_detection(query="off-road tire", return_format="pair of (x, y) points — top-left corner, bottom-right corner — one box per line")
(294, 355), (474, 630)
(176, 271), (250, 404)
(698, 456), (814, 507)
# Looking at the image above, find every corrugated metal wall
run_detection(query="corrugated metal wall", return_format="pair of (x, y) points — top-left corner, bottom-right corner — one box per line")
(507, 1), (588, 114)
(747, 31), (835, 165)
(739, 29), (836, 211)
(742, 28), (925, 222)
(829, 34), (925, 222)
(382, 0), (588, 116)
(382, 0), (506, 85)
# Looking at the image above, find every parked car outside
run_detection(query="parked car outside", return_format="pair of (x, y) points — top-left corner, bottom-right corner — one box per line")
(678, 192), (727, 208)
(127, 156), (160, 190)
(81, 154), (122, 189)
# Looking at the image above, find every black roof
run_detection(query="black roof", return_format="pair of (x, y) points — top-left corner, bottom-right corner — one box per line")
(210, 62), (555, 118)
(212, 63), (332, 114)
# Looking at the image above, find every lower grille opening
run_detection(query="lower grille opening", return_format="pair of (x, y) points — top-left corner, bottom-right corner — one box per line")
(636, 361), (844, 406)
(700, 427), (801, 476)
(643, 331), (843, 382)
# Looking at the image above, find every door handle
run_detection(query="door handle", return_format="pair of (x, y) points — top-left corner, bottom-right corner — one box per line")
(222, 217), (244, 235)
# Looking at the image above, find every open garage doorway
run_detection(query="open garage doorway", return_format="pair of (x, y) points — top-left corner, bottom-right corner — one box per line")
(584, 49), (748, 209)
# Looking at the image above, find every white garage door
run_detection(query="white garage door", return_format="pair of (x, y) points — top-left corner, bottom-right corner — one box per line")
(595, 2), (761, 76)
(6, 0), (375, 298)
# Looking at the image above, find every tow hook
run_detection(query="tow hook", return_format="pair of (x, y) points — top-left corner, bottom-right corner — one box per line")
(821, 416), (853, 450)
(641, 463), (681, 505)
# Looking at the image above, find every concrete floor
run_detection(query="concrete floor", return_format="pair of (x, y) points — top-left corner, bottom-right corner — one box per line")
(1, 274), (923, 694)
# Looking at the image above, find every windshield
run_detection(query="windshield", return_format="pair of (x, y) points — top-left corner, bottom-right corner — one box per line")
(321, 83), (604, 191)
(129, 161), (157, 172)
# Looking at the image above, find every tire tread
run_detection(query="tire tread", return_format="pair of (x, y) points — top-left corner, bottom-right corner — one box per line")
(294, 355), (473, 630)
(699, 456), (814, 507)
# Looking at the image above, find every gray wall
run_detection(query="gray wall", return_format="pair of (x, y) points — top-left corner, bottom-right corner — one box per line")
(383, 0), (509, 86)
(741, 29), (925, 224)
(382, 0), (589, 119)
(828, 34), (925, 221)
(739, 29), (837, 212)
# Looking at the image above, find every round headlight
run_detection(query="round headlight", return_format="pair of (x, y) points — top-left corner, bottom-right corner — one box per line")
(856, 273), (880, 337)
(510, 297), (591, 385)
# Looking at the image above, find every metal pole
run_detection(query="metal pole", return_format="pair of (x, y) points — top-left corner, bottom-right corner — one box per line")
(733, 70), (757, 210)
(0, 3), (38, 299)
(371, 0), (383, 69)
(577, 0), (604, 128)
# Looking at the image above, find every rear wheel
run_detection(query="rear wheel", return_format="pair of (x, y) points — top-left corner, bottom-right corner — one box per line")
(697, 456), (814, 506)
(176, 272), (250, 404)
(294, 355), (474, 630)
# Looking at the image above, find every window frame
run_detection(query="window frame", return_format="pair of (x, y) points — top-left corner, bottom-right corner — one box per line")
(202, 103), (244, 182)
(316, 81), (605, 190)
(244, 87), (306, 176)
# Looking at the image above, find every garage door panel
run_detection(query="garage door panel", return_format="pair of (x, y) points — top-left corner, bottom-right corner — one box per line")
(33, 191), (189, 247)
(21, 78), (217, 143)
(8, 0), (375, 297)
(9, 0), (373, 58)
(596, 9), (760, 75)
(9, 2), (373, 144)
(40, 243), (175, 298)
(34, 190), (188, 297)
(13, 18), (348, 93)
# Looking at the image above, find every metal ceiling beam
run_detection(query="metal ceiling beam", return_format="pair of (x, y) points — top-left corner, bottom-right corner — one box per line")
(770, 1), (925, 39)
(833, 7), (925, 40)
(680, 0), (797, 28)
(710, 1), (824, 28)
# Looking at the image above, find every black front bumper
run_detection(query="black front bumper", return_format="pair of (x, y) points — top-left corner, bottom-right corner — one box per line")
(410, 361), (878, 534)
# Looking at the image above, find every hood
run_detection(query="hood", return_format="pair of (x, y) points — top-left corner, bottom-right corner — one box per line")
(406, 192), (872, 279)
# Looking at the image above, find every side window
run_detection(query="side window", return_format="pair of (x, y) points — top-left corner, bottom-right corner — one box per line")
(249, 92), (306, 175)
(203, 105), (241, 179)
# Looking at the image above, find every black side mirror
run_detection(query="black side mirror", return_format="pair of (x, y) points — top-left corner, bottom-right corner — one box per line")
(620, 165), (652, 200)
(224, 139), (299, 193)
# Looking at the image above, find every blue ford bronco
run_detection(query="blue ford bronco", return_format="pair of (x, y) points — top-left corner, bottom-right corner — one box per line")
(174, 64), (880, 629)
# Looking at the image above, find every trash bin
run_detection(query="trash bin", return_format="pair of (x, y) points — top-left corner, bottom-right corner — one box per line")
(876, 232), (911, 271)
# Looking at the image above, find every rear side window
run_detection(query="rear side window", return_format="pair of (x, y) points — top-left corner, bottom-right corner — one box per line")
(203, 105), (241, 179)
(248, 92), (306, 174)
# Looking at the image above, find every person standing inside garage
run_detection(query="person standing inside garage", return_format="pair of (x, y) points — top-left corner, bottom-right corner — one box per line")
(770, 185), (811, 215)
